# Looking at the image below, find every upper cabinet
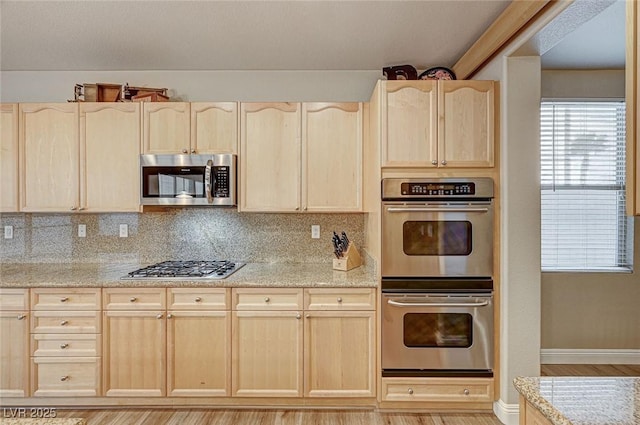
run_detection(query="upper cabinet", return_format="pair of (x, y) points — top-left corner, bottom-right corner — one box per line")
(1, 104), (19, 212)
(240, 103), (301, 212)
(19, 103), (79, 212)
(142, 102), (238, 155)
(240, 102), (363, 212)
(627, 0), (639, 216)
(190, 102), (238, 154)
(19, 103), (141, 213)
(377, 80), (497, 168)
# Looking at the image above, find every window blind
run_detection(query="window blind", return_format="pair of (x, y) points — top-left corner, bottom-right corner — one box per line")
(540, 101), (632, 271)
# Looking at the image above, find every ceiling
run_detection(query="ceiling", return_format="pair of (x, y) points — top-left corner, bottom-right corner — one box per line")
(0, 1), (626, 74)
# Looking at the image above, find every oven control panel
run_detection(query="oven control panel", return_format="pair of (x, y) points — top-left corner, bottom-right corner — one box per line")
(401, 182), (476, 196)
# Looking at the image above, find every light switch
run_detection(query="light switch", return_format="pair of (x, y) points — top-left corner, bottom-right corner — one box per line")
(4, 225), (13, 239)
(311, 225), (320, 239)
(78, 224), (86, 238)
(119, 224), (128, 238)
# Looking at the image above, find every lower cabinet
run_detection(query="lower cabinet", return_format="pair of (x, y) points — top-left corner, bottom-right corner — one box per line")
(31, 357), (101, 397)
(0, 291), (29, 397)
(381, 377), (494, 403)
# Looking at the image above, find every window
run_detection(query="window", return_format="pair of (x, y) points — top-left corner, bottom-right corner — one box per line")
(540, 101), (633, 271)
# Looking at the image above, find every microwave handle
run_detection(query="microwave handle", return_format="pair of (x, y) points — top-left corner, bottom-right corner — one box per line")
(386, 207), (489, 213)
(205, 159), (214, 204)
(387, 299), (489, 308)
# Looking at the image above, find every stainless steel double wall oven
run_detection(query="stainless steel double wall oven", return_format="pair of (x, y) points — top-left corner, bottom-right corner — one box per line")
(381, 177), (495, 377)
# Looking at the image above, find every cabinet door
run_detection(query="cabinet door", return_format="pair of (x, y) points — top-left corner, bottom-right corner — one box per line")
(381, 81), (437, 167)
(304, 311), (374, 397)
(80, 103), (141, 212)
(302, 103), (362, 212)
(438, 80), (496, 168)
(19, 103), (79, 212)
(627, 0), (640, 215)
(142, 102), (190, 154)
(1, 104), (19, 212)
(167, 310), (231, 396)
(240, 103), (301, 212)
(191, 102), (238, 154)
(0, 311), (29, 397)
(232, 310), (303, 397)
(103, 310), (165, 397)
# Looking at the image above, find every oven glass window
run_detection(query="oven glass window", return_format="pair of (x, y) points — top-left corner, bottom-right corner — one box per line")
(403, 221), (472, 255)
(142, 167), (205, 198)
(403, 313), (472, 348)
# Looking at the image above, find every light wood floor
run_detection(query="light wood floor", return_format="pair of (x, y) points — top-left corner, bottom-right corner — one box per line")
(54, 409), (503, 425)
(541, 363), (640, 376)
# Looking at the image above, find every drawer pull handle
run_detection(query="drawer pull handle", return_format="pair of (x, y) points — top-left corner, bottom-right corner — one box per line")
(194, 297), (202, 302)
(17, 314), (26, 320)
(463, 389), (470, 396)
(60, 376), (70, 381)
(408, 388), (414, 395)
(431, 160), (437, 165)
(337, 297), (343, 303)
(60, 320), (68, 326)
(441, 160), (447, 166)
(60, 343), (69, 349)
(296, 313), (301, 320)
(130, 297), (137, 302)
(60, 297), (69, 302)
(264, 297), (270, 302)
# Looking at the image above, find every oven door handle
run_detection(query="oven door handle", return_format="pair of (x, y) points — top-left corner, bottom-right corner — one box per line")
(385, 207), (489, 213)
(387, 299), (489, 308)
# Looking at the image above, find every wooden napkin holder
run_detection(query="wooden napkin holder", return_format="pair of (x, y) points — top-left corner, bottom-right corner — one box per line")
(332, 242), (362, 271)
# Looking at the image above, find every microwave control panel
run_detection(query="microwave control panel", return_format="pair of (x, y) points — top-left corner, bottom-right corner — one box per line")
(213, 166), (231, 198)
(401, 182), (476, 196)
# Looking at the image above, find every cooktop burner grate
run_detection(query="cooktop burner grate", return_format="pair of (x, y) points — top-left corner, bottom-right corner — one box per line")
(121, 260), (245, 280)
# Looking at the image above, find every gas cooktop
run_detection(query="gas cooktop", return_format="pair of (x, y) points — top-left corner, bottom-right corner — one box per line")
(121, 260), (245, 280)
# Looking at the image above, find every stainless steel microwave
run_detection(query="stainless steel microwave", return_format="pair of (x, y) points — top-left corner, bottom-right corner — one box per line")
(141, 154), (237, 206)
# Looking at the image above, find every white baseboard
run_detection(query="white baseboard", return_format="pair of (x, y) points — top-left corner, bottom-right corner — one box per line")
(493, 400), (519, 425)
(541, 349), (640, 364)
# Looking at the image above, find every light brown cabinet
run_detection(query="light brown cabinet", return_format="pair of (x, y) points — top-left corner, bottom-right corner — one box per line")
(142, 102), (191, 154)
(0, 289), (29, 397)
(377, 80), (496, 168)
(520, 397), (553, 425)
(240, 102), (363, 212)
(18, 103), (141, 213)
(190, 102), (238, 154)
(1, 104), (19, 212)
(381, 377), (494, 403)
(102, 288), (166, 397)
(167, 288), (231, 397)
(627, 0), (640, 215)
(30, 288), (101, 397)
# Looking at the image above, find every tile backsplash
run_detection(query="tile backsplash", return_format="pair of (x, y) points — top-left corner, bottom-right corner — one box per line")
(0, 210), (364, 264)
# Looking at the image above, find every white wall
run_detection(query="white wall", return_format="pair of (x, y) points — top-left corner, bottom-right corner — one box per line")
(0, 70), (381, 103)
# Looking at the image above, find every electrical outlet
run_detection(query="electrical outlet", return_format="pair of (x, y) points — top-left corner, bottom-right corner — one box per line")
(78, 224), (86, 238)
(311, 225), (320, 239)
(4, 225), (13, 239)
(119, 224), (128, 238)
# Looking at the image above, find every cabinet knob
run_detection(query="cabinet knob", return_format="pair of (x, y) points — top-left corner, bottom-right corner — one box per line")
(408, 388), (414, 395)
(60, 343), (69, 349)
(60, 320), (68, 326)
(78, 207), (85, 211)
(264, 297), (270, 303)
(305, 314), (310, 319)
(60, 297), (69, 302)
(182, 149), (188, 154)
(129, 297), (137, 302)
(60, 376), (70, 382)
(295, 207), (299, 211)
(17, 314), (26, 320)
(156, 313), (163, 319)
(463, 389), (470, 396)
(441, 160), (447, 165)
(296, 313), (301, 320)
(337, 297), (343, 303)
(167, 314), (173, 319)
(194, 297), (202, 302)
(70, 206), (77, 211)
(431, 160), (437, 165)
(191, 149), (196, 154)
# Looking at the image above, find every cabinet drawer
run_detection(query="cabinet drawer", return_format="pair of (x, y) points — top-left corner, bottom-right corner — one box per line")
(304, 288), (375, 310)
(31, 311), (101, 334)
(32, 333), (100, 357)
(168, 288), (229, 310)
(103, 288), (166, 310)
(232, 288), (303, 310)
(32, 356), (100, 397)
(381, 378), (494, 402)
(31, 288), (101, 310)
(0, 288), (29, 310)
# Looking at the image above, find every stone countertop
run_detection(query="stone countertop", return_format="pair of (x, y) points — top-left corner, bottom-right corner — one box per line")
(0, 261), (378, 288)
(514, 376), (640, 425)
